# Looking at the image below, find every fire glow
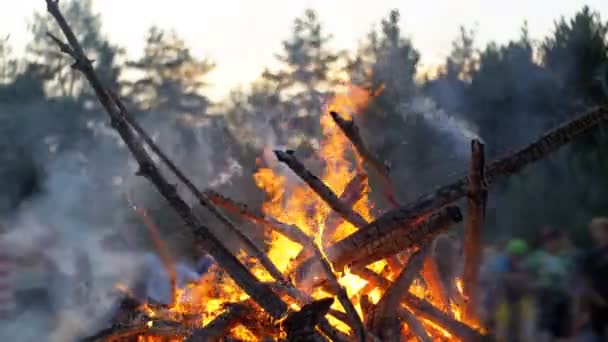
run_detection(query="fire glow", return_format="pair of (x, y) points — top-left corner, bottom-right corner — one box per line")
(122, 85), (477, 341)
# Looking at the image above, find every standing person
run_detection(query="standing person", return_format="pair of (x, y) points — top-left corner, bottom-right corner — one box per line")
(578, 217), (608, 341)
(493, 238), (536, 342)
(525, 226), (573, 342)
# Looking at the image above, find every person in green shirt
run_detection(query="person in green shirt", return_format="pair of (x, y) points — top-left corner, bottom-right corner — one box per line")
(494, 239), (536, 342)
(525, 226), (573, 341)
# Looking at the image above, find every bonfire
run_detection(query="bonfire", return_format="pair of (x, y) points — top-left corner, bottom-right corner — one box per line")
(43, 0), (608, 341)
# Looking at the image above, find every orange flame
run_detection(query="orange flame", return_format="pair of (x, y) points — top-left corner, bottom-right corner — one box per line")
(124, 84), (477, 341)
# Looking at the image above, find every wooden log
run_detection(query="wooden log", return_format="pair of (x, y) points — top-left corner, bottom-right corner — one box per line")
(295, 206), (462, 285)
(321, 173), (367, 248)
(330, 111), (399, 207)
(403, 293), (485, 342)
(205, 189), (311, 248)
(274, 150), (368, 229)
(332, 205), (462, 270)
(187, 303), (251, 342)
(44, 0), (288, 319)
(398, 307), (432, 342)
(351, 268), (484, 341)
(421, 253), (450, 310)
(462, 140), (486, 323)
(283, 298), (334, 342)
(369, 247), (429, 341)
(100, 98), (287, 286)
(360, 105), (608, 239)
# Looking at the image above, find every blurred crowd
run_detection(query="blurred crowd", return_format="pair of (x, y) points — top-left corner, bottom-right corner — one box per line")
(479, 218), (608, 342)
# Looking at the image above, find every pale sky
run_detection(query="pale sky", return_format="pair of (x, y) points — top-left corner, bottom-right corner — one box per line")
(1, 0), (607, 101)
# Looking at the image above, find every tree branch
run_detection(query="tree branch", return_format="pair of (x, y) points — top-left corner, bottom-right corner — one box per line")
(45, 0), (288, 319)
(330, 111), (399, 207)
(274, 150), (368, 229)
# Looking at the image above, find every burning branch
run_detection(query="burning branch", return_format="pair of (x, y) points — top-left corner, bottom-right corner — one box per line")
(205, 189), (311, 247)
(329, 111), (399, 208)
(308, 240), (366, 342)
(274, 150), (369, 229)
(295, 206), (462, 286)
(381, 105), (608, 227)
(398, 307), (432, 342)
(421, 253), (450, 310)
(44, 0), (289, 319)
(283, 298), (335, 342)
(322, 173), (367, 248)
(368, 247), (429, 341)
(351, 268), (485, 342)
(187, 303), (251, 342)
(462, 140), (486, 323)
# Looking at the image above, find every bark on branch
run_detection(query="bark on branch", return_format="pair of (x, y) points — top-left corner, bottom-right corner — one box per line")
(295, 206), (462, 285)
(322, 173), (367, 248)
(462, 140), (486, 323)
(379, 105), (608, 229)
(351, 268), (484, 342)
(45, 0), (288, 319)
(330, 111), (399, 207)
(274, 150), (368, 229)
(368, 247), (429, 341)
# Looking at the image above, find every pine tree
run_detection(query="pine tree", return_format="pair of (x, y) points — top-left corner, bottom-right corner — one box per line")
(263, 9), (340, 143)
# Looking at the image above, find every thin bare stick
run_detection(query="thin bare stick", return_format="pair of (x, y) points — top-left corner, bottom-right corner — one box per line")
(129, 201), (177, 307)
(330, 111), (399, 207)
(44, 0), (287, 318)
(462, 140), (486, 323)
(205, 189), (311, 247)
(274, 150), (368, 229)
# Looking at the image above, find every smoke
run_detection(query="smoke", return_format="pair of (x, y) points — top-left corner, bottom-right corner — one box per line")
(0, 98), (244, 341)
(406, 96), (481, 159)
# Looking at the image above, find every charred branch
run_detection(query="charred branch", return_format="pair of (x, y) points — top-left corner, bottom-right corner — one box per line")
(274, 150), (368, 229)
(398, 307), (432, 342)
(322, 173), (367, 248)
(294, 206), (462, 286)
(187, 303), (251, 342)
(382, 105), (608, 230)
(330, 111), (399, 207)
(351, 268), (484, 341)
(283, 298), (334, 342)
(45, 0), (288, 319)
(462, 140), (486, 322)
(368, 247), (429, 341)
(421, 254), (450, 311)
